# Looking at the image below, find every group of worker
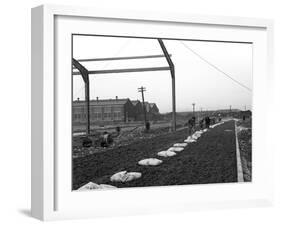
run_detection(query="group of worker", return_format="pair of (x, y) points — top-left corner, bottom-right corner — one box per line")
(90, 116), (222, 148)
(187, 116), (212, 135)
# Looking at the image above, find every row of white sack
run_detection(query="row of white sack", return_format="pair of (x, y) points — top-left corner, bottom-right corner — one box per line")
(77, 124), (224, 190)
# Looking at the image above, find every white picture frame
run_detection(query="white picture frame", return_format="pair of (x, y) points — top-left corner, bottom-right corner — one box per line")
(31, 4), (274, 221)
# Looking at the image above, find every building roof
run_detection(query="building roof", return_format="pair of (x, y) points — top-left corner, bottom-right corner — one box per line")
(131, 100), (141, 106)
(73, 98), (159, 112)
(73, 98), (130, 107)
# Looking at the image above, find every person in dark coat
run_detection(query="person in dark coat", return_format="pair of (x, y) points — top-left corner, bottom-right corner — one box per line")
(100, 131), (113, 147)
(205, 116), (211, 129)
(199, 119), (204, 129)
(188, 116), (196, 135)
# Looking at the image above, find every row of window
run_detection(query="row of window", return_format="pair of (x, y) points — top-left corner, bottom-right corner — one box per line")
(73, 112), (122, 121)
(73, 106), (122, 114)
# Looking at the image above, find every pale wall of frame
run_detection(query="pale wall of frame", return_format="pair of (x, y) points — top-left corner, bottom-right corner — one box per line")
(31, 4), (274, 221)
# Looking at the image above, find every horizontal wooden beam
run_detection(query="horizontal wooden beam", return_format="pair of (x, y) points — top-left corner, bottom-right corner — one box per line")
(73, 66), (170, 75)
(77, 54), (171, 62)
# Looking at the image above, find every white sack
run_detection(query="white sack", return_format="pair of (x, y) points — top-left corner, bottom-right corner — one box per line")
(110, 171), (142, 183)
(184, 136), (197, 143)
(99, 184), (117, 189)
(173, 143), (188, 147)
(168, 147), (185, 152)
(157, 150), (177, 157)
(138, 158), (163, 166)
(78, 182), (116, 191)
(192, 132), (202, 139)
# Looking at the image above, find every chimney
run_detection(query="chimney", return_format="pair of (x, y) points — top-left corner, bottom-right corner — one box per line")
(96, 97), (99, 101)
(116, 96), (118, 100)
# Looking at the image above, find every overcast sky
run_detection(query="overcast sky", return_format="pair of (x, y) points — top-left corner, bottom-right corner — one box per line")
(72, 35), (252, 113)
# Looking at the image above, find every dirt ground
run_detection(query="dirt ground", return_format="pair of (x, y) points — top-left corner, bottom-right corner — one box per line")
(72, 122), (185, 158)
(72, 120), (238, 190)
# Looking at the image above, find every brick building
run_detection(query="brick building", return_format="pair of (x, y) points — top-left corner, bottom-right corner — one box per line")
(73, 97), (161, 125)
(73, 97), (135, 125)
(144, 102), (161, 120)
(131, 100), (143, 121)
(148, 103), (160, 114)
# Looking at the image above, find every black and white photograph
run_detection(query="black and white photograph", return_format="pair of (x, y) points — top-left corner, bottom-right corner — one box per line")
(72, 34), (252, 191)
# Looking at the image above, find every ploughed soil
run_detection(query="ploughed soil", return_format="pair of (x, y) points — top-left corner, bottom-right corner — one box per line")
(72, 120), (238, 190)
(72, 122), (186, 158)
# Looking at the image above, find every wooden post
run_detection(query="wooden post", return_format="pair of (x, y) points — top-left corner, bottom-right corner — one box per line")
(158, 39), (176, 132)
(171, 67), (176, 132)
(72, 58), (90, 135)
(85, 81), (90, 134)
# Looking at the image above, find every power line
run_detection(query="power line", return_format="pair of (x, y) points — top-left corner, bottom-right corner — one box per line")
(180, 41), (252, 92)
(100, 39), (132, 70)
(73, 39), (132, 100)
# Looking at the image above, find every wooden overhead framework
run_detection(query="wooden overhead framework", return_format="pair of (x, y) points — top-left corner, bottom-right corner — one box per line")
(72, 40), (176, 135)
(72, 66), (170, 75)
(72, 58), (90, 135)
(77, 54), (171, 62)
(158, 39), (176, 131)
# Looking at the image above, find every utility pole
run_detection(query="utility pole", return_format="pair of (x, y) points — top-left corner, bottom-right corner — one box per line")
(192, 103), (196, 116)
(138, 86), (148, 127)
(244, 105), (246, 111)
